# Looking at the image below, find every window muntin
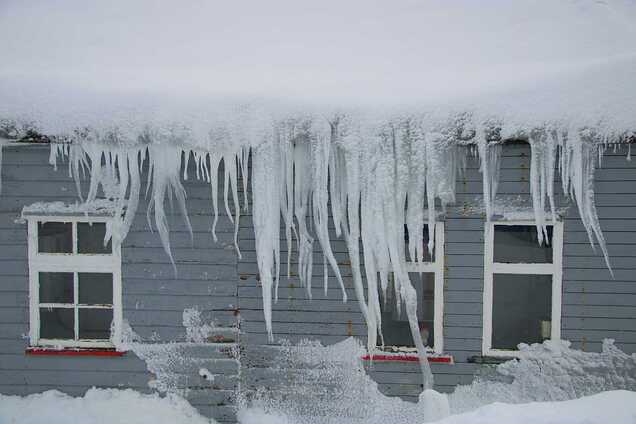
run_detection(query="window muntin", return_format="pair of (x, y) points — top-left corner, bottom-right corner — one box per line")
(483, 221), (563, 356)
(27, 216), (122, 348)
(380, 222), (445, 354)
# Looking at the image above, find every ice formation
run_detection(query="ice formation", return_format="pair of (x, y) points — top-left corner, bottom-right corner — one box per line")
(237, 337), (636, 424)
(25, 113), (629, 389)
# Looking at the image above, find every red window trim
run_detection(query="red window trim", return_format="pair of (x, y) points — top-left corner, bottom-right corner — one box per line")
(361, 354), (453, 364)
(26, 347), (126, 357)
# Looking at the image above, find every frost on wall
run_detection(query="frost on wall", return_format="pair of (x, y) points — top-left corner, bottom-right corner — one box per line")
(449, 339), (636, 413)
(116, 310), (239, 395)
(239, 338), (450, 424)
(44, 114), (632, 389)
(238, 338), (636, 424)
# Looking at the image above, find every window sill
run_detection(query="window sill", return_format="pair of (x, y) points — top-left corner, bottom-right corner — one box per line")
(26, 347), (126, 357)
(361, 353), (454, 364)
(467, 355), (517, 364)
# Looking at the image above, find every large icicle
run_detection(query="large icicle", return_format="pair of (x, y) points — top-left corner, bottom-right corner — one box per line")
(251, 138), (281, 341)
(146, 145), (193, 271)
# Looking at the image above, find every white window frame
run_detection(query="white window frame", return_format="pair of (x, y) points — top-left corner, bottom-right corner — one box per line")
(26, 215), (122, 349)
(482, 220), (563, 357)
(386, 222), (445, 354)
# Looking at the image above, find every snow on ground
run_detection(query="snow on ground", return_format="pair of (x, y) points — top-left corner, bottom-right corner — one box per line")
(0, 388), (215, 424)
(433, 391), (636, 424)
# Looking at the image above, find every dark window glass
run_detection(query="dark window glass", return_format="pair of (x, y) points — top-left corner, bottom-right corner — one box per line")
(79, 309), (112, 339)
(404, 225), (434, 262)
(492, 274), (552, 350)
(379, 272), (435, 348)
(79, 273), (113, 305)
(494, 225), (553, 263)
(38, 222), (72, 253)
(40, 308), (74, 339)
(39, 272), (74, 303)
(77, 222), (111, 254)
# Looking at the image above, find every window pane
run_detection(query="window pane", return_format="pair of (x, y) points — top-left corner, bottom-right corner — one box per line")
(492, 274), (552, 350)
(40, 308), (74, 339)
(380, 272), (435, 348)
(79, 309), (112, 339)
(77, 222), (111, 254)
(79, 273), (113, 305)
(404, 225), (434, 262)
(494, 225), (553, 263)
(38, 222), (72, 253)
(39, 272), (74, 304)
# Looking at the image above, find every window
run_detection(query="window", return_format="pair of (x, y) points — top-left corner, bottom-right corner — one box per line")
(26, 216), (122, 348)
(380, 222), (445, 354)
(483, 221), (563, 356)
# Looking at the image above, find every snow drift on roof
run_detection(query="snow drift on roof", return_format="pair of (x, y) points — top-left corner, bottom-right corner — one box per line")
(0, 0), (636, 137)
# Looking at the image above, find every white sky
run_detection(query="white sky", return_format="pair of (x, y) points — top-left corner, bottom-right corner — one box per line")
(1, 0), (635, 105)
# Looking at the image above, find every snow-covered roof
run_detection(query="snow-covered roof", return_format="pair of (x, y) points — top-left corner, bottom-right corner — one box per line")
(0, 0), (635, 140)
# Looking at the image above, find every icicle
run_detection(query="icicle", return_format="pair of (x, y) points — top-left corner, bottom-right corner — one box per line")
(251, 138), (281, 342)
(293, 136), (315, 297)
(278, 128), (295, 279)
(564, 132), (613, 275)
(628, 143), (632, 161)
(335, 138), (370, 324)
(209, 153), (221, 242)
(223, 152), (242, 259)
(529, 130), (549, 244)
(146, 145), (193, 273)
(312, 131), (347, 302)
(477, 136), (502, 223)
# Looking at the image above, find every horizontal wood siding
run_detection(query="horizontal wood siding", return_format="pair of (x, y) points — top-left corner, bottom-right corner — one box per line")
(0, 145), (239, 422)
(2, 142), (635, 417)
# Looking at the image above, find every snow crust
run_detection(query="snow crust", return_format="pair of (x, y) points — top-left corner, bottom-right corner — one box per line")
(0, 388), (215, 424)
(237, 338), (636, 424)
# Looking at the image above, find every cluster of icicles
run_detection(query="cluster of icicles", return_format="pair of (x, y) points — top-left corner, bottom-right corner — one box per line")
(46, 118), (625, 388)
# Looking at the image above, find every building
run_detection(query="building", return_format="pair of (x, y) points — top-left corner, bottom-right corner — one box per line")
(1, 136), (634, 422)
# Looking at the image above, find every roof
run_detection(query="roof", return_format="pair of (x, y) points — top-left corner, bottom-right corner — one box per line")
(0, 1), (635, 143)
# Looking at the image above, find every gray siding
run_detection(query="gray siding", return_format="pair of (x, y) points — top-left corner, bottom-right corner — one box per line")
(0, 144), (239, 423)
(1, 142), (636, 419)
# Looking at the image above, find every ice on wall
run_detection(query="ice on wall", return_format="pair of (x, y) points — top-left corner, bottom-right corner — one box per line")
(39, 114), (633, 391)
(116, 310), (239, 395)
(449, 339), (636, 413)
(237, 338), (636, 424)
(238, 338), (450, 424)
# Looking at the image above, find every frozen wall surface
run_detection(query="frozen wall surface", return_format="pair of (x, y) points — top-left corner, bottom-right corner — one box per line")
(1, 0), (635, 403)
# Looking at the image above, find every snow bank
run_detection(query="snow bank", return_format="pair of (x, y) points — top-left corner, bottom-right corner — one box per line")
(436, 391), (636, 424)
(0, 388), (215, 424)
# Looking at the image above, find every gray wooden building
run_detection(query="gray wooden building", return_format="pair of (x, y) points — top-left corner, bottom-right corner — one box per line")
(1, 141), (635, 422)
